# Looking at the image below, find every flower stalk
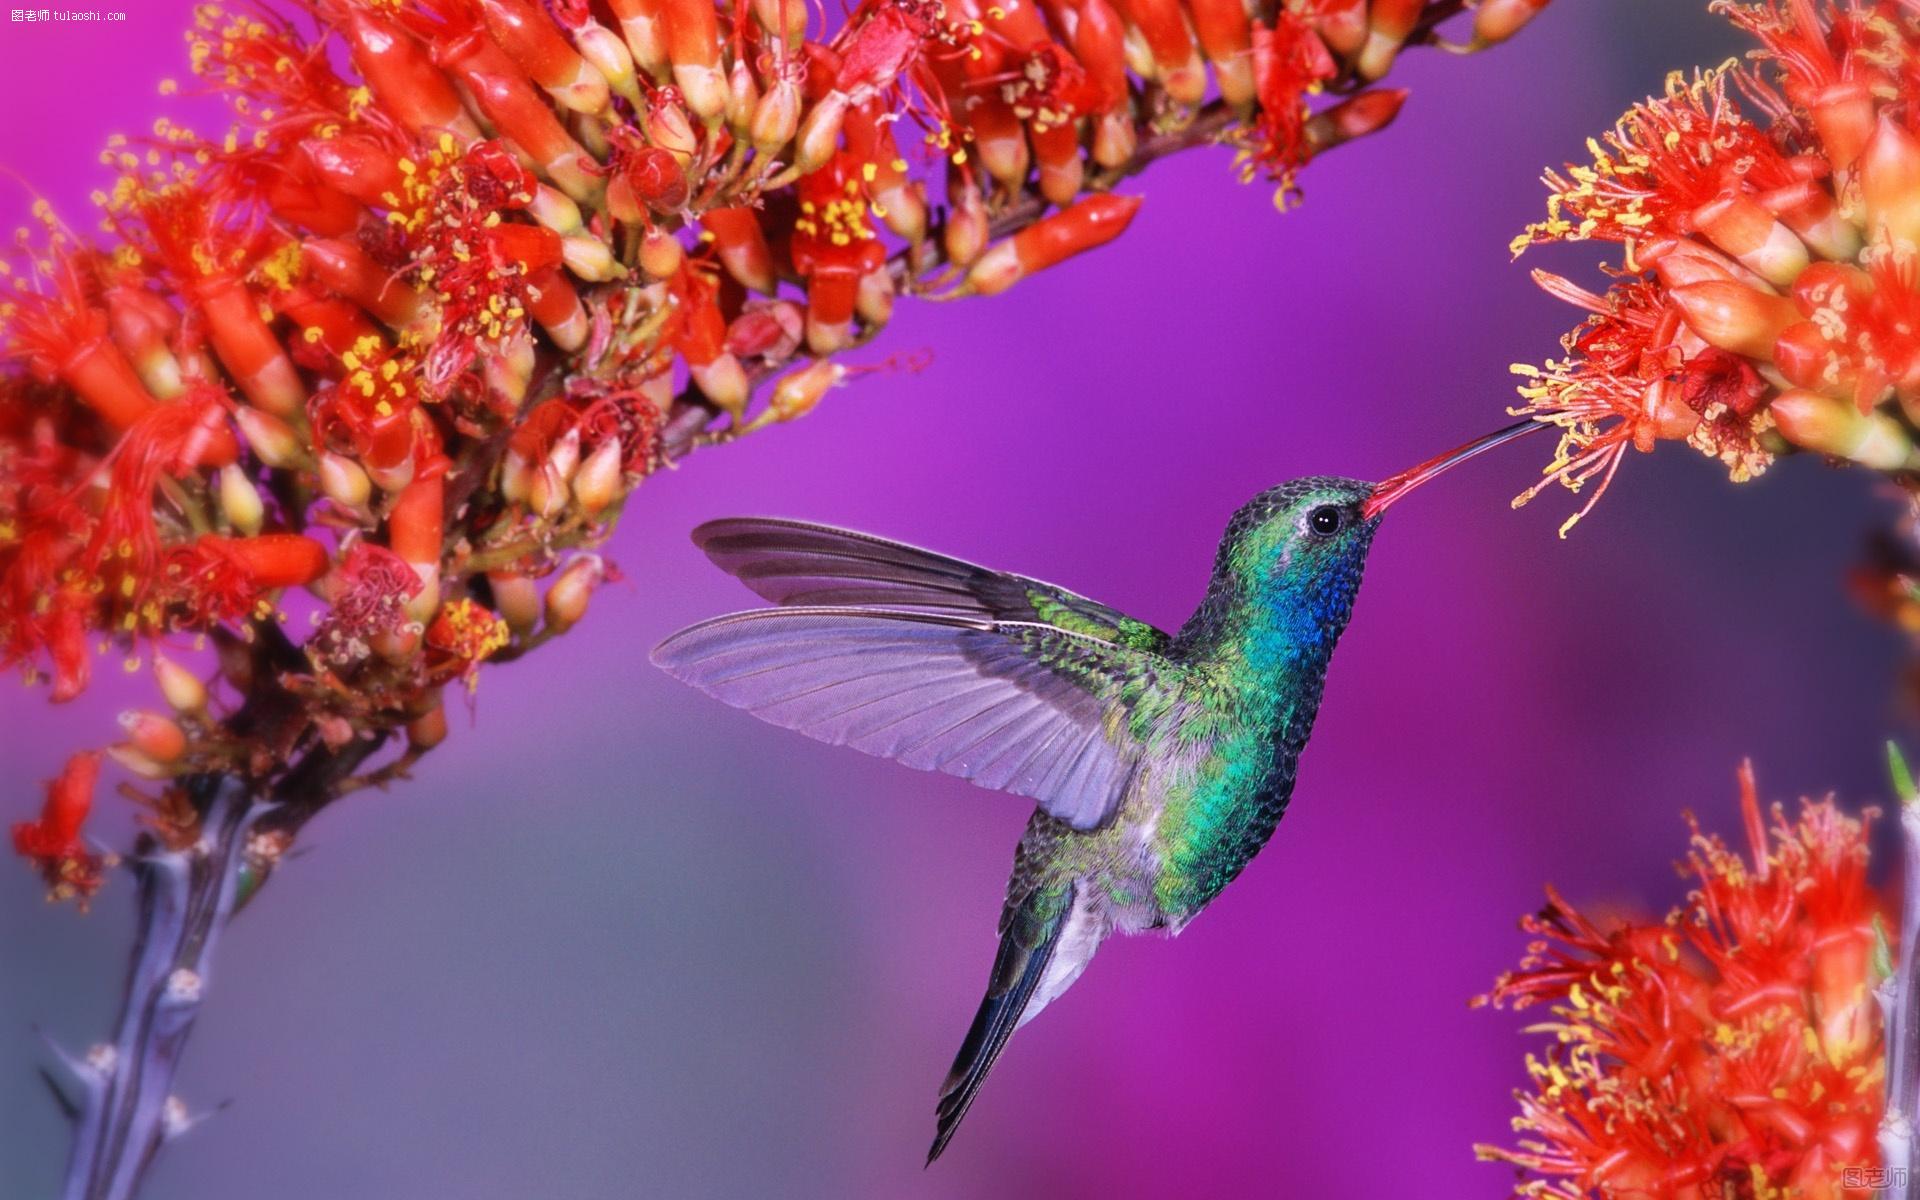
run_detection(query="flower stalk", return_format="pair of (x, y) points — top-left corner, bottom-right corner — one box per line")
(1885, 742), (1920, 1200)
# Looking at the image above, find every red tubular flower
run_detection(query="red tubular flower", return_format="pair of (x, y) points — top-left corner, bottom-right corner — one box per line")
(12, 752), (104, 905)
(1241, 12), (1339, 205)
(790, 155), (888, 351)
(1477, 764), (1883, 1200)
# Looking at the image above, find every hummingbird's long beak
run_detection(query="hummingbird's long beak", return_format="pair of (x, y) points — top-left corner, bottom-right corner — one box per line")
(1360, 419), (1546, 520)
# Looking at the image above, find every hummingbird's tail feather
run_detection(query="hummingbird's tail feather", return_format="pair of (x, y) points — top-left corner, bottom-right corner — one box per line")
(928, 885), (1077, 1164)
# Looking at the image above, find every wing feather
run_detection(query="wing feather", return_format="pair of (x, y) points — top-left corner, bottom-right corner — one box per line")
(692, 518), (1172, 653)
(651, 607), (1169, 830)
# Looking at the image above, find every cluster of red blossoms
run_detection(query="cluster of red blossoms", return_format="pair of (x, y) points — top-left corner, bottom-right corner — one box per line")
(2, 0), (1544, 901)
(1510, 0), (1920, 535)
(1477, 765), (1884, 1199)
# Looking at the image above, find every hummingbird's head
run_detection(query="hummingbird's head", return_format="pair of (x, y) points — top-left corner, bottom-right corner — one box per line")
(1202, 476), (1381, 657)
(1188, 421), (1544, 658)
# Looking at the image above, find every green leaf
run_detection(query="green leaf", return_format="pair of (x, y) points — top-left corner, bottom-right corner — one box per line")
(1875, 913), (1896, 983)
(1891, 741), (1917, 805)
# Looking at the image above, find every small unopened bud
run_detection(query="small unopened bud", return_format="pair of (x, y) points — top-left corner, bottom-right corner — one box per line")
(107, 743), (170, 780)
(691, 354), (751, 417)
(501, 447), (534, 504)
(318, 452), (372, 510)
(1358, 0), (1422, 79)
(751, 78), (801, 155)
(1862, 112), (1920, 251)
(527, 184), (584, 237)
(488, 570), (542, 633)
(562, 234), (621, 281)
(944, 182), (989, 268)
(120, 710), (187, 763)
(233, 406), (303, 469)
(647, 99), (699, 168)
(1771, 388), (1919, 470)
(573, 436), (626, 515)
(218, 464), (264, 536)
(1692, 193), (1809, 288)
(727, 57), (759, 134)
(755, 359), (847, 429)
(639, 226), (685, 279)
(1305, 89), (1407, 153)
(793, 91), (850, 176)
(153, 654), (207, 716)
(407, 699), (449, 750)
(856, 267), (895, 328)
(1091, 110), (1136, 169)
(575, 19), (641, 106)
(544, 555), (605, 634)
(1471, 0), (1550, 48)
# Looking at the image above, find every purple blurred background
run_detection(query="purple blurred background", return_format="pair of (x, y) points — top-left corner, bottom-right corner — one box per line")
(0, 3), (1904, 1196)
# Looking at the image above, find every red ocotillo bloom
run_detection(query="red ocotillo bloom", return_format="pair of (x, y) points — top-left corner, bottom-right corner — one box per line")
(1511, 0), (1920, 535)
(1476, 764), (1884, 1199)
(1, 0), (1546, 900)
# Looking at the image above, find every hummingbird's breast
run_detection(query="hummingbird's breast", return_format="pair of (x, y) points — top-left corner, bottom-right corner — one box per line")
(1143, 664), (1325, 923)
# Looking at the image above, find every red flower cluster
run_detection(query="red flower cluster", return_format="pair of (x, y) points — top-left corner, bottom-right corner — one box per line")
(1, 0), (1543, 900)
(1511, 0), (1920, 535)
(1477, 764), (1884, 1199)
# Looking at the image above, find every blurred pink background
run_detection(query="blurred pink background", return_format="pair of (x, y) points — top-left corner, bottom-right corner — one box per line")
(0, 3), (1905, 1196)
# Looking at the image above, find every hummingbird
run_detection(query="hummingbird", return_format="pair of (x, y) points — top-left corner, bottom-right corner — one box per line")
(650, 420), (1540, 1162)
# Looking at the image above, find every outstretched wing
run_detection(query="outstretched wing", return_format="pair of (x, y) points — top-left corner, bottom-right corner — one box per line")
(691, 517), (1172, 653)
(651, 607), (1172, 830)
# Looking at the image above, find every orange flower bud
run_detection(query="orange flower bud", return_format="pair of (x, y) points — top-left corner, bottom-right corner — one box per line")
(1308, 0), (1367, 57)
(407, 697), (449, 750)
(527, 184), (585, 237)
(1667, 280), (1799, 360)
(765, 359), (847, 425)
(944, 181), (990, 268)
(119, 710), (187, 764)
(605, 0), (670, 77)
(1692, 194), (1809, 288)
(1186, 0), (1253, 106)
(1305, 88), (1408, 153)
(1358, 0), (1422, 79)
(574, 18), (642, 106)
(197, 278), (306, 416)
(965, 194), (1143, 296)
(476, 0), (610, 115)
(1771, 388), (1918, 470)
(640, 226), (686, 279)
(488, 570), (542, 633)
(1471, 0), (1550, 48)
(1861, 113), (1920, 252)
(201, 533), (331, 589)
(389, 476), (443, 619)
(703, 208), (778, 294)
(1809, 80), (1877, 177)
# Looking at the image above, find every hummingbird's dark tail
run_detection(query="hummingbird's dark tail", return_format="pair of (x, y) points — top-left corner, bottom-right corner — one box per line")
(927, 886), (1074, 1165)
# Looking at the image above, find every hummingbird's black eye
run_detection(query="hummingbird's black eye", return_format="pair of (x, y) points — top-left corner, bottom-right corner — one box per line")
(1308, 506), (1344, 537)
